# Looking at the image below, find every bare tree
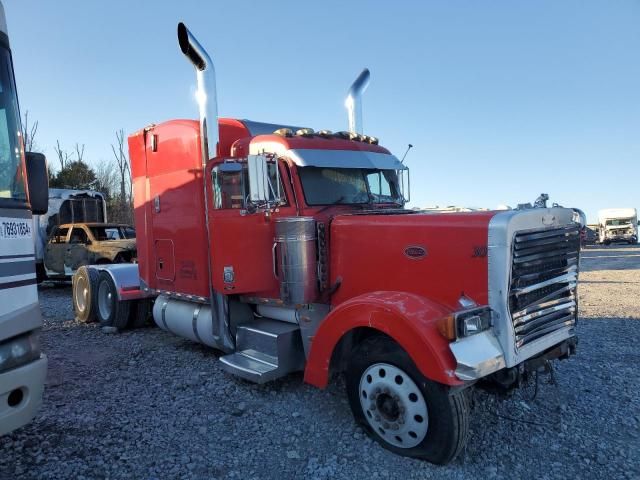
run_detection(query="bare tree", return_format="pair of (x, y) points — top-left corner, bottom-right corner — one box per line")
(21, 110), (39, 152)
(94, 158), (118, 199)
(54, 140), (74, 171)
(111, 129), (130, 204)
(74, 143), (85, 163)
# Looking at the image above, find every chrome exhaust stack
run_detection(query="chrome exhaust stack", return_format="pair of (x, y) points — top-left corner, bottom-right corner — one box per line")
(345, 68), (370, 135)
(177, 22), (218, 164)
(176, 23), (233, 352)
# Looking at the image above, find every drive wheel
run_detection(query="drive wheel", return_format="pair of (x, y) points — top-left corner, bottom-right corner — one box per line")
(96, 271), (130, 329)
(73, 266), (99, 323)
(346, 336), (470, 465)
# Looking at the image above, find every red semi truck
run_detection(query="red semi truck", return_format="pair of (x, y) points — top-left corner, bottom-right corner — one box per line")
(73, 23), (580, 464)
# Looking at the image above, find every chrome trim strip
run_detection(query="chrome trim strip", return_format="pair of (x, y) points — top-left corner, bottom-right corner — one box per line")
(512, 271), (577, 295)
(161, 299), (171, 334)
(192, 304), (202, 343)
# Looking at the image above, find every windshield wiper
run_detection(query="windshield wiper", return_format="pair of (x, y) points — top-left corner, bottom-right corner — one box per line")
(316, 196), (347, 214)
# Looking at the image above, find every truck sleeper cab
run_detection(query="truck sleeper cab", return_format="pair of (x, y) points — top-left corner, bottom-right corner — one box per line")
(77, 23), (580, 465)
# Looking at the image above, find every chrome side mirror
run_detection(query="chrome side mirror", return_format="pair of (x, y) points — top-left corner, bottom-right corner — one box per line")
(247, 154), (282, 207)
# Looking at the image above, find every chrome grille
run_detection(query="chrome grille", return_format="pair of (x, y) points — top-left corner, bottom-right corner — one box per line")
(509, 225), (580, 348)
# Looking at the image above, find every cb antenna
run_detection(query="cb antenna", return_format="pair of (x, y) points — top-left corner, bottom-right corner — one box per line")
(401, 144), (413, 163)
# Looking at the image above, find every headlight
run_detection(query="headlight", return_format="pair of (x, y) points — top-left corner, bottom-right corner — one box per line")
(457, 308), (492, 337)
(437, 306), (493, 340)
(0, 331), (41, 374)
(456, 307), (492, 337)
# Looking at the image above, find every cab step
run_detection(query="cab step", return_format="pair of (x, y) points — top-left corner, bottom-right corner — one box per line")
(219, 318), (305, 384)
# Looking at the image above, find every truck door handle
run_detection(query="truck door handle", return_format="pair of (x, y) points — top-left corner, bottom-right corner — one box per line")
(272, 243), (279, 280)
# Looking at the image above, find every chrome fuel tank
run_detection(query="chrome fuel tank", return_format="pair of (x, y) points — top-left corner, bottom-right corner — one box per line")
(274, 217), (318, 305)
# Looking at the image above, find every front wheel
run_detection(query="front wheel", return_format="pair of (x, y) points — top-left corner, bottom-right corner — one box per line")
(346, 336), (470, 465)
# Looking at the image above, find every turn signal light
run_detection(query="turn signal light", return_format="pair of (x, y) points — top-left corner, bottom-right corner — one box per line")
(437, 315), (457, 341)
(437, 307), (493, 342)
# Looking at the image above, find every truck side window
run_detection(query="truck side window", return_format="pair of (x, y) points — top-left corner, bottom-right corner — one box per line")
(212, 161), (287, 209)
(51, 227), (69, 244)
(212, 167), (247, 209)
(69, 227), (89, 244)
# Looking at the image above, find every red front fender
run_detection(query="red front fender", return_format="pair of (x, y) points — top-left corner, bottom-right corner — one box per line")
(303, 291), (463, 388)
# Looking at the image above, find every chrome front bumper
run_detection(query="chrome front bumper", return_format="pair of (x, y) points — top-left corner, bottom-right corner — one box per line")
(450, 328), (577, 381)
(449, 330), (505, 381)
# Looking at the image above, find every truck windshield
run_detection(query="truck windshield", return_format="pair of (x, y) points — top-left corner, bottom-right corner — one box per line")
(298, 167), (402, 206)
(0, 45), (25, 203)
(606, 218), (633, 226)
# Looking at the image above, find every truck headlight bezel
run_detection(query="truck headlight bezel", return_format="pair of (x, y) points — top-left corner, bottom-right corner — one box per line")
(437, 306), (493, 340)
(456, 307), (493, 337)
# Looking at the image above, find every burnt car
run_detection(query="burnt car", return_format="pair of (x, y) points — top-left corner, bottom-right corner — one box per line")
(43, 223), (136, 279)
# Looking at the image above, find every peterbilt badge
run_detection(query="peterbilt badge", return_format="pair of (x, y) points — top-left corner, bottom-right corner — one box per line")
(404, 245), (427, 260)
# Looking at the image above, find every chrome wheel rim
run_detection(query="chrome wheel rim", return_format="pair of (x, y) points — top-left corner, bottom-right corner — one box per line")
(97, 281), (113, 321)
(359, 362), (428, 448)
(75, 275), (88, 313)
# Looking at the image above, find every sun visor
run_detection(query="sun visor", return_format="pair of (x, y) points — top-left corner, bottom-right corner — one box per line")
(286, 149), (407, 170)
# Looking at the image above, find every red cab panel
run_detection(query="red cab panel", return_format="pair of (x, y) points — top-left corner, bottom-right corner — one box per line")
(329, 212), (496, 310)
(129, 120), (210, 298)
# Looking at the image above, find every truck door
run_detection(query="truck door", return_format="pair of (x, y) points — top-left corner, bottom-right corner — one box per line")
(65, 226), (91, 272)
(207, 160), (297, 297)
(44, 226), (69, 275)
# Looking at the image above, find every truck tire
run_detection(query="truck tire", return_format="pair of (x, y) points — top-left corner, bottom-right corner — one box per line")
(73, 266), (100, 323)
(346, 335), (470, 465)
(129, 299), (152, 328)
(96, 271), (130, 329)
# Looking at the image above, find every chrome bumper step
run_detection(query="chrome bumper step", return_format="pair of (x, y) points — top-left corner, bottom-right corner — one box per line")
(219, 318), (305, 384)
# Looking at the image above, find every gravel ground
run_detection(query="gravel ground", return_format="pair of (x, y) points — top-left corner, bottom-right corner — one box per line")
(0, 245), (639, 479)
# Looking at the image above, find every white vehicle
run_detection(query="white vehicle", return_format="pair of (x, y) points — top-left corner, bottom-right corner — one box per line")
(33, 188), (106, 281)
(597, 208), (638, 245)
(0, 1), (48, 435)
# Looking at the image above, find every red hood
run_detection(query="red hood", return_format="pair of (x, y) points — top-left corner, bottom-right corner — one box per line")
(328, 211), (498, 310)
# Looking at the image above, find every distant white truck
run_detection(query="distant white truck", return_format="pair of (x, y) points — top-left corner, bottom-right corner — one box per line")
(33, 189), (107, 281)
(597, 208), (638, 245)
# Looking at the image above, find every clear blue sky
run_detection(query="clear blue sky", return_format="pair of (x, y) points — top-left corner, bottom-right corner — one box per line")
(5, 0), (639, 222)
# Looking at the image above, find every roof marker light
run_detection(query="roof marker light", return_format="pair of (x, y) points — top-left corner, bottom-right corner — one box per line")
(274, 128), (294, 137)
(295, 128), (315, 137)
